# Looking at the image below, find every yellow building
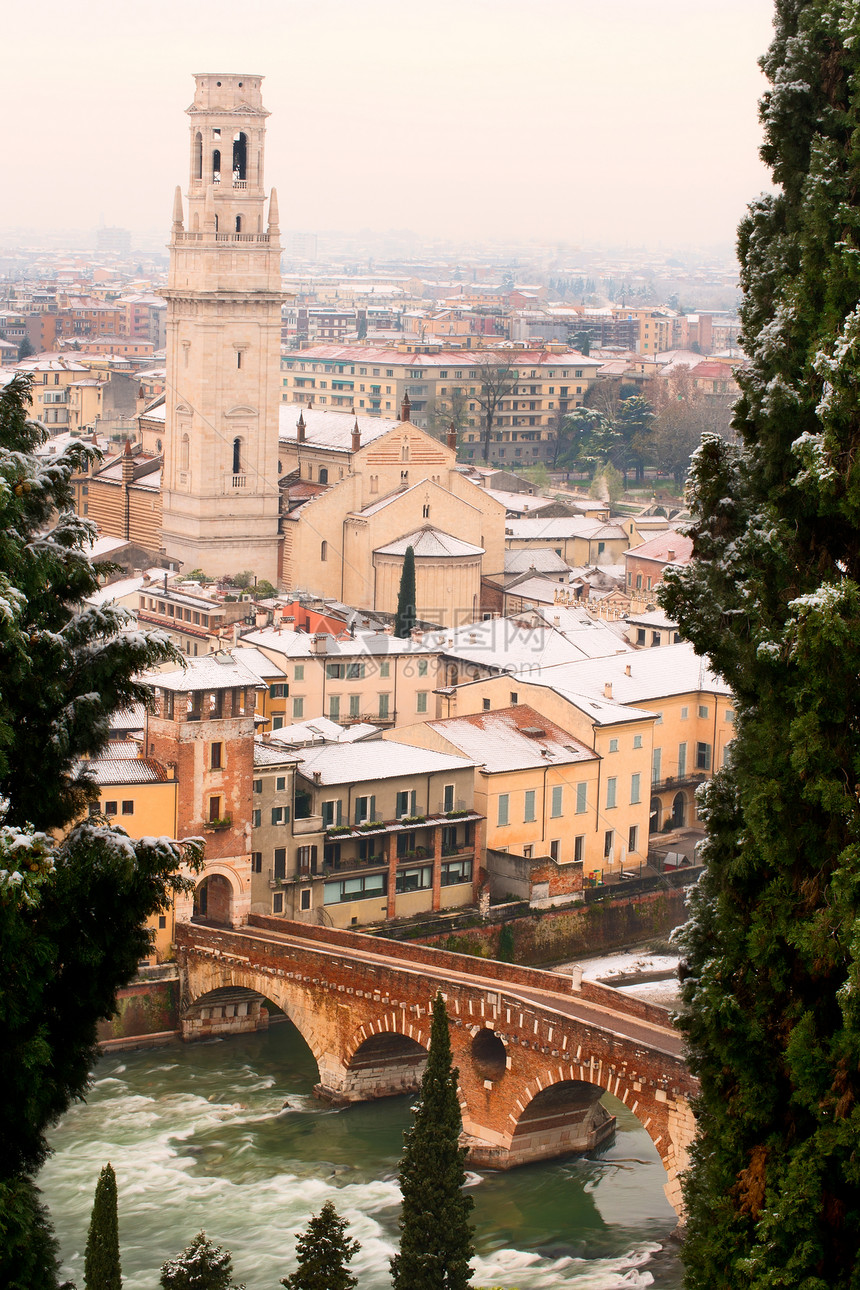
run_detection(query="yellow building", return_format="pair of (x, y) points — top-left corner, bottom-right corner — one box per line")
(504, 516), (630, 568)
(236, 629), (443, 729)
(387, 704), (613, 878)
(18, 355), (91, 431)
(85, 742), (178, 962)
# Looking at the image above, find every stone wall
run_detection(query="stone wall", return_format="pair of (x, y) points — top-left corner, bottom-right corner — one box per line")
(97, 968), (180, 1044)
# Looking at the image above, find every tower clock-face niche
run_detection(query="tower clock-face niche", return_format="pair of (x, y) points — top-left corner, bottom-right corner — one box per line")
(160, 74), (283, 583)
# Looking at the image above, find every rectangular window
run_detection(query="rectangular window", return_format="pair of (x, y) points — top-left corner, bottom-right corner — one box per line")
(119, 800), (133, 815)
(253, 778), (263, 793)
(329, 696), (340, 720)
(272, 893), (284, 914)
(209, 796), (222, 822)
(346, 662), (365, 679)
(497, 794), (510, 826)
(379, 659), (390, 678)
(273, 847), (287, 880)
(680, 705), (689, 720)
(324, 872), (387, 904)
(354, 794), (376, 824)
(443, 783), (455, 812)
(575, 782), (587, 814)
(574, 835), (584, 864)
(272, 716), (283, 730)
(349, 694), (360, 717)
(549, 840), (560, 861)
(652, 747), (662, 783)
(441, 857), (472, 886)
(294, 665), (304, 681)
(271, 806), (290, 825)
(551, 785), (563, 817)
(725, 709), (735, 723)
(270, 683), (287, 698)
(210, 742), (222, 769)
(252, 809), (261, 828)
(609, 738), (618, 753)
(678, 742), (687, 777)
(326, 663), (344, 679)
(396, 790), (417, 818)
(633, 733), (643, 749)
(300, 889), (311, 911)
(606, 777), (617, 809)
(252, 851), (262, 873)
(378, 694), (390, 718)
(292, 697), (304, 718)
(604, 829), (614, 859)
(510, 691), (518, 705)
(696, 742), (712, 771)
(524, 789), (536, 823)
(395, 865), (432, 893)
(698, 705), (709, 719)
(416, 691), (428, 714)
(482, 698), (491, 711)
(628, 825), (638, 854)
(418, 658), (428, 676)
(321, 800), (342, 827)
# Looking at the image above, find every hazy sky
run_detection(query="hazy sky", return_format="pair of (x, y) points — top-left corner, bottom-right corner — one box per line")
(2, 0), (776, 248)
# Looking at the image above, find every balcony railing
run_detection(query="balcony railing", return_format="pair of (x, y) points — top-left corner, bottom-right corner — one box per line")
(651, 772), (708, 793)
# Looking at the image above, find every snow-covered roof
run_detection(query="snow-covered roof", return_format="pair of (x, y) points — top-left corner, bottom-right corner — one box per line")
(626, 530), (693, 564)
(504, 549), (571, 576)
(267, 716), (378, 746)
(232, 645), (286, 681)
(526, 641), (729, 706)
(295, 740), (474, 786)
(86, 569), (178, 608)
(625, 609), (678, 630)
(148, 651), (267, 692)
(109, 704), (146, 733)
(253, 739), (302, 768)
(77, 745), (169, 786)
(374, 527), (484, 558)
(482, 489), (555, 515)
(426, 616), (625, 673)
(504, 517), (627, 541)
(241, 628), (435, 659)
(278, 405), (400, 454)
(415, 704), (597, 773)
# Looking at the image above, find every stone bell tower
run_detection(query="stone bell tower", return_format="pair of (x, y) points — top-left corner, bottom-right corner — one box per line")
(161, 73), (282, 582)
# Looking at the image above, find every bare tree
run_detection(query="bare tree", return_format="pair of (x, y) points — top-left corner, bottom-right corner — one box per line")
(422, 384), (471, 440)
(473, 353), (519, 463)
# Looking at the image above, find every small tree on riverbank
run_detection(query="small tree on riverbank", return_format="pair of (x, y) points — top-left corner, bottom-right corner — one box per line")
(84, 1163), (121, 1290)
(390, 993), (474, 1290)
(282, 1200), (359, 1290)
(159, 1232), (244, 1290)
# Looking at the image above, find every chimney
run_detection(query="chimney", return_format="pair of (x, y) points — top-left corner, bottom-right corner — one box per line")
(400, 391), (412, 422)
(122, 438), (134, 483)
(625, 663), (632, 676)
(297, 410), (306, 442)
(604, 682), (613, 699)
(351, 418), (361, 452)
(667, 548), (675, 561)
(312, 770), (322, 784)
(446, 423), (457, 451)
(310, 633), (329, 654)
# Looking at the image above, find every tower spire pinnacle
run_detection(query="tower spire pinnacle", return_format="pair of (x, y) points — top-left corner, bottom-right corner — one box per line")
(268, 187), (280, 236)
(172, 185), (184, 232)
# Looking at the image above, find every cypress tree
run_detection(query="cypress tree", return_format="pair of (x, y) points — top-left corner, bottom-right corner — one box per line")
(281, 1200), (359, 1290)
(84, 1163), (121, 1290)
(394, 545), (417, 638)
(660, 6), (860, 1286)
(390, 993), (474, 1290)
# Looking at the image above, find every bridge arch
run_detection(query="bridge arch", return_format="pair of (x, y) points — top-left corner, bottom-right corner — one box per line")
(341, 1016), (430, 1100)
(181, 963), (327, 1080)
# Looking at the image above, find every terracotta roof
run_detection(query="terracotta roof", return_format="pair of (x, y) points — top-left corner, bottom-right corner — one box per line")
(626, 529), (693, 564)
(416, 704), (597, 773)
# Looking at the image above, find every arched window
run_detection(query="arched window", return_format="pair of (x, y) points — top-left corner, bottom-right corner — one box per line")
(156, 438), (162, 453)
(212, 149), (221, 183)
(319, 467), (328, 484)
(194, 132), (203, 180)
(235, 215), (242, 233)
(401, 443), (410, 462)
(180, 434), (190, 471)
(277, 459), (282, 474)
(214, 214), (219, 232)
(369, 474), (378, 494)
(422, 503), (430, 518)
(232, 437), (241, 474)
(320, 541), (328, 562)
(401, 469), (409, 483)
(232, 131), (247, 181)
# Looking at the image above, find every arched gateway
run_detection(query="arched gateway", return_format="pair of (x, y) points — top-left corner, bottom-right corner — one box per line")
(176, 918), (696, 1218)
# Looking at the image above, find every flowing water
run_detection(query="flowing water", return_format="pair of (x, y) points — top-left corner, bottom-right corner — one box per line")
(41, 1020), (684, 1289)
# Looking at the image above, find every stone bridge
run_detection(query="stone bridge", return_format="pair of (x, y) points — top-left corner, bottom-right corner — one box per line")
(175, 916), (696, 1216)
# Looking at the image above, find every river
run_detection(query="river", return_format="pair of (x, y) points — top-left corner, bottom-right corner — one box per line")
(41, 1018), (684, 1289)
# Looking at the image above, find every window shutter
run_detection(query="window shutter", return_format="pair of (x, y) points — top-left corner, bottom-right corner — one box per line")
(410, 790), (417, 816)
(370, 794), (376, 821)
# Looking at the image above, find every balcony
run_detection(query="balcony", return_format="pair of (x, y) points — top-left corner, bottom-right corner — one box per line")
(324, 810), (482, 843)
(203, 815), (232, 832)
(293, 812), (324, 836)
(651, 772), (708, 793)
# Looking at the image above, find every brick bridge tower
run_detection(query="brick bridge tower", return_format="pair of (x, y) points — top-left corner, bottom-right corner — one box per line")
(144, 653), (262, 924)
(160, 73), (283, 583)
